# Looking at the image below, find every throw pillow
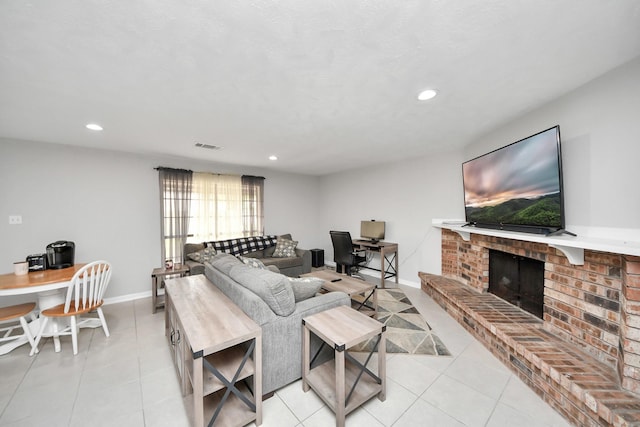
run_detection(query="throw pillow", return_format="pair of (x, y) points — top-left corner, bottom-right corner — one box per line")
(186, 247), (217, 263)
(272, 238), (298, 258)
(229, 265), (295, 316)
(287, 277), (324, 302)
(237, 255), (267, 270)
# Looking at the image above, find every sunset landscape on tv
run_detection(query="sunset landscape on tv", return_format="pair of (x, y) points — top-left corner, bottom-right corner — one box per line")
(462, 126), (563, 231)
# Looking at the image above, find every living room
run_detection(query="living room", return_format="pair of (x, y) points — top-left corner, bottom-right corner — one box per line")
(2, 56), (639, 305)
(2, 2), (640, 426)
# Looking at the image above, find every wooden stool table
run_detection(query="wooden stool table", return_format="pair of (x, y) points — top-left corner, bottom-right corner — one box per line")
(302, 305), (386, 427)
(151, 266), (189, 313)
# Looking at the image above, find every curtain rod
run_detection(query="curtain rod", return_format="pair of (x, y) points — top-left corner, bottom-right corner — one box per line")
(154, 167), (193, 172)
(154, 167), (264, 180)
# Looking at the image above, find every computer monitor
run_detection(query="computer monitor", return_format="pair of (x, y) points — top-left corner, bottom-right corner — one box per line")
(360, 220), (385, 243)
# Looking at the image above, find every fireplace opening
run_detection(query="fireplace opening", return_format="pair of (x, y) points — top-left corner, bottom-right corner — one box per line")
(488, 250), (545, 319)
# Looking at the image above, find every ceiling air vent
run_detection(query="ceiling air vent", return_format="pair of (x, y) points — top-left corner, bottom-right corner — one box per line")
(195, 143), (222, 150)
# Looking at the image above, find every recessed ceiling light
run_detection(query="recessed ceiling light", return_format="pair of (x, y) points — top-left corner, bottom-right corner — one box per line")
(269, 155), (278, 161)
(86, 123), (103, 131)
(417, 89), (438, 101)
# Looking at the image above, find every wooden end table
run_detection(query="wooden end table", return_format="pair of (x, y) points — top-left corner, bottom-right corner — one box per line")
(151, 265), (189, 313)
(301, 270), (377, 317)
(302, 305), (386, 427)
(165, 275), (262, 426)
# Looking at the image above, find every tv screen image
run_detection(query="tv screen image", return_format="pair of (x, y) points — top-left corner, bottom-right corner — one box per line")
(462, 126), (565, 234)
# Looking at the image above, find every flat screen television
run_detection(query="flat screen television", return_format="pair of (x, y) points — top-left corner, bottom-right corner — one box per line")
(361, 220), (385, 242)
(462, 125), (569, 235)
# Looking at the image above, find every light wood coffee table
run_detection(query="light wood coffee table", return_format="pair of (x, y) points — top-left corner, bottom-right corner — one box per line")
(302, 305), (386, 427)
(302, 270), (377, 317)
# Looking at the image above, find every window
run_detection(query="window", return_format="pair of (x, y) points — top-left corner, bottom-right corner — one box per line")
(188, 173), (244, 243)
(159, 168), (265, 264)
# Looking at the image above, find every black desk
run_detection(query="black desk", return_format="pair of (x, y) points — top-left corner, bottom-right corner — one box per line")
(352, 240), (398, 288)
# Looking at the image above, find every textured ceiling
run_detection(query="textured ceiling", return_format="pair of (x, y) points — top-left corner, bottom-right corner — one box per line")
(1, 1), (640, 175)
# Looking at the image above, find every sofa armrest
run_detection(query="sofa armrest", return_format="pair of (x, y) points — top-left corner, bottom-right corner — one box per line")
(185, 260), (205, 276)
(295, 248), (312, 274)
(260, 291), (350, 393)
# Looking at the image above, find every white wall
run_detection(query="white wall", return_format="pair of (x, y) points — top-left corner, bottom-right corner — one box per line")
(318, 150), (465, 287)
(318, 56), (640, 287)
(465, 56), (640, 238)
(0, 139), (321, 305)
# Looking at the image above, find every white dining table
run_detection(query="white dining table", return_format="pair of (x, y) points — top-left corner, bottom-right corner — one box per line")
(0, 264), (87, 354)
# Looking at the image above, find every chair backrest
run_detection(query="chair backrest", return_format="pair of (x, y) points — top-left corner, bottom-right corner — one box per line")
(330, 231), (355, 266)
(64, 261), (112, 313)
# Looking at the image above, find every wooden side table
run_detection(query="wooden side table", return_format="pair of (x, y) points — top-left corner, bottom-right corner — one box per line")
(302, 305), (386, 427)
(165, 275), (262, 426)
(151, 265), (189, 313)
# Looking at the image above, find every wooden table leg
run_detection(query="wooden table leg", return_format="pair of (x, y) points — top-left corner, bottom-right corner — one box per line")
(380, 248), (386, 289)
(302, 323), (310, 392)
(394, 247), (399, 285)
(378, 331), (386, 401)
(152, 275), (158, 313)
(193, 356), (203, 427)
(254, 335), (263, 425)
(335, 349), (346, 427)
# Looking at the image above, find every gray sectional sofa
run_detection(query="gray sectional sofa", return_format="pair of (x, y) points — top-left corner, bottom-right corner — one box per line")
(184, 234), (312, 277)
(203, 253), (350, 395)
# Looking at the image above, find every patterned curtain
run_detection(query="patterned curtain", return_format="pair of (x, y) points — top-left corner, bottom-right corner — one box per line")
(158, 168), (193, 265)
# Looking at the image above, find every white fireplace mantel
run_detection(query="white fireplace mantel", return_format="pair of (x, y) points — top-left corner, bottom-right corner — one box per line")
(432, 220), (640, 265)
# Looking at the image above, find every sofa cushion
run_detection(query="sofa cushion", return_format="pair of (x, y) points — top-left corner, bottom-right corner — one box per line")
(264, 245), (276, 257)
(273, 237), (298, 258)
(187, 247), (217, 263)
(209, 253), (243, 275)
(287, 277), (324, 302)
(243, 250), (265, 258)
(262, 256), (303, 270)
(229, 265), (295, 316)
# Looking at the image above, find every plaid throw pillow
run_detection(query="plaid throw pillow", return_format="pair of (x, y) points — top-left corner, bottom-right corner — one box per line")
(272, 238), (298, 258)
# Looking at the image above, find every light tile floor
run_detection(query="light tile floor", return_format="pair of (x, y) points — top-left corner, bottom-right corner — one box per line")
(0, 283), (572, 427)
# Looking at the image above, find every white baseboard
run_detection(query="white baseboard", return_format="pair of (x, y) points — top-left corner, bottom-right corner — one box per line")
(323, 261), (419, 289)
(104, 290), (152, 306)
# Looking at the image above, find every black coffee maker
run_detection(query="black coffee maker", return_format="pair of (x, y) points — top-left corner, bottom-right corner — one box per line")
(46, 241), (75, 269)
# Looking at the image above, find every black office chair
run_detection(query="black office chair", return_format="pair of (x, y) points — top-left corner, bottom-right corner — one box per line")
(330, 231), (367, 276)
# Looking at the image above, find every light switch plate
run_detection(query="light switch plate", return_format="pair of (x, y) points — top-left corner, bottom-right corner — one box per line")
(9, 215), (22, 225)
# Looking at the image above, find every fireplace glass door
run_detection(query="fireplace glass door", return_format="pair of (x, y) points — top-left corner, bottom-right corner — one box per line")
(488, 250), (544, 319)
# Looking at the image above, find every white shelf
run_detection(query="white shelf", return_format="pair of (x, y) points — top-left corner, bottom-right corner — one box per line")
(432, 220), (640, 265)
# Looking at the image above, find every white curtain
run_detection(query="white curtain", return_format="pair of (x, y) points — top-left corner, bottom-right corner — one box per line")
(188, 173), (244, 242)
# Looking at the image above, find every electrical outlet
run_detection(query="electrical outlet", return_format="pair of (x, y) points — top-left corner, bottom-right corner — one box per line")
(9, 215), (22, 225)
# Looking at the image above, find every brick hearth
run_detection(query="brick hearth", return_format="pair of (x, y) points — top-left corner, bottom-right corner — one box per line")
(421, 229), (640, 427)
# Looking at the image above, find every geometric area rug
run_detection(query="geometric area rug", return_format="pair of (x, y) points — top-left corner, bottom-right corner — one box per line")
(350, 288), (451, 355)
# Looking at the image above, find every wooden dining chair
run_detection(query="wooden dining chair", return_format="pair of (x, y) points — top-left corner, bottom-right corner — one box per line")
(0, 302), (38, 355)
(30, 261), (112, 355)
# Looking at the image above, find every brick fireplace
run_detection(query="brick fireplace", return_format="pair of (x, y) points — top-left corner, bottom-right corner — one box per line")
(421, 227), (640, 426)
